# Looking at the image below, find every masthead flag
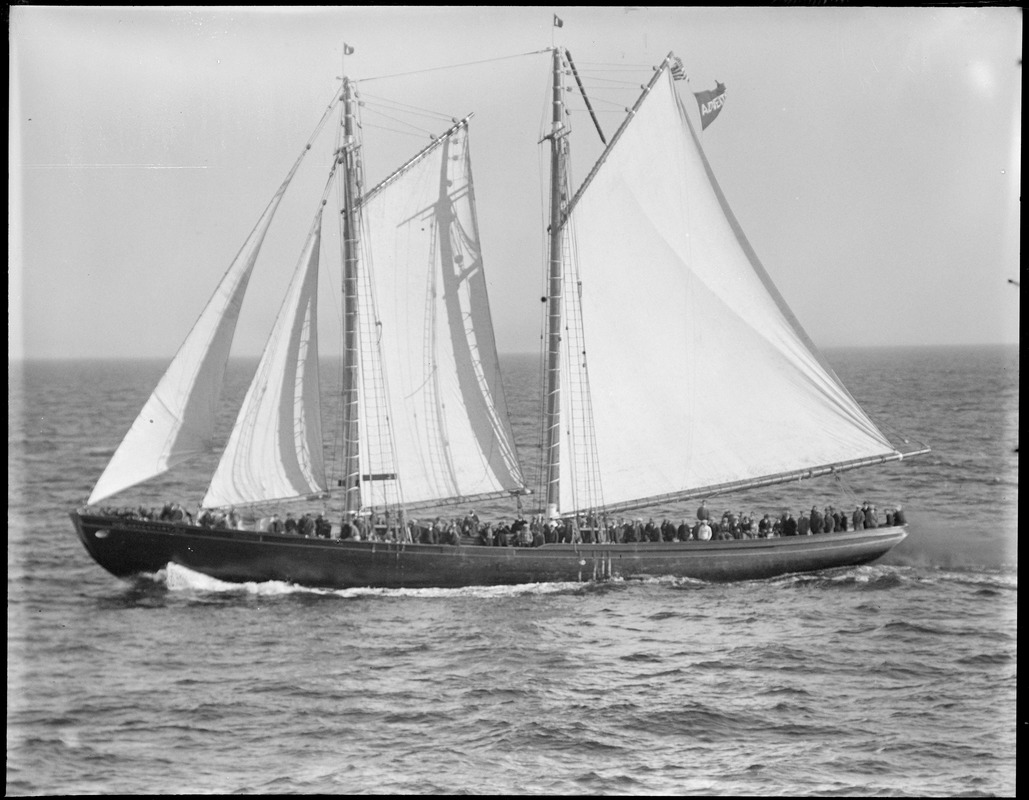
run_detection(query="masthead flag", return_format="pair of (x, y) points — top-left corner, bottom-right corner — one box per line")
(670, 56), (686, 81)
(694, 81), (727, 130)
(553, 15), (564, 28)
(344, 43), (355, 55)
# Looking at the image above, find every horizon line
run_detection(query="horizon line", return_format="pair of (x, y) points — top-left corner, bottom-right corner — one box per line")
(8, 341), (1021, 363)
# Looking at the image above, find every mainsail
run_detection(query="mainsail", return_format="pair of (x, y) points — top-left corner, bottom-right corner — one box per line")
(357, 120), (526, 509)
(203, 215), (327, 508)
(555, 63), (901, 515)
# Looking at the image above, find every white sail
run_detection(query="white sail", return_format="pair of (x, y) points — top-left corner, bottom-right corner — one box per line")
(557, 68), (899, 514)
(357, 122), (526, 507)
(203, 219), (326, 508)
(87, 187), (292, 506)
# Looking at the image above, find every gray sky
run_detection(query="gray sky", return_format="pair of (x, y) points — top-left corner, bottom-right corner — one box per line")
(9, 6), (1021, 359)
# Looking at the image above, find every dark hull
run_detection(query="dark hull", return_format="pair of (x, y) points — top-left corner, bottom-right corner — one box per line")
(71, 511), (907, 588)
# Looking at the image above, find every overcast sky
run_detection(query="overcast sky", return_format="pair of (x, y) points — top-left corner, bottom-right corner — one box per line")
(9, 6), (1021, 360)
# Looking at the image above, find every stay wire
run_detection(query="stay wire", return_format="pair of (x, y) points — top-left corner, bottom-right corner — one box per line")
(359, 49), (551, 83)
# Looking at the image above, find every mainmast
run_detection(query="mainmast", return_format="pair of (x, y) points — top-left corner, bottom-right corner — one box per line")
(543, 47), (567, 519)
(340, 76), (362, 516)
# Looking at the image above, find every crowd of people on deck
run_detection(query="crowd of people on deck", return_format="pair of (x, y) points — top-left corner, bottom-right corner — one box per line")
(95, 499), (906, 547)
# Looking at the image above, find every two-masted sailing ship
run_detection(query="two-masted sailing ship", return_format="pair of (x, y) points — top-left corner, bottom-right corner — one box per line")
(71, 48), (929, 588)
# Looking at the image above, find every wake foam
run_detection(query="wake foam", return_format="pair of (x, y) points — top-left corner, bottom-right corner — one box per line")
(157, 562), (589, 599)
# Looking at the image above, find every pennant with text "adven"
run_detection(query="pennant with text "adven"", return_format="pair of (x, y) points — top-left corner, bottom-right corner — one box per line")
(694, 81), (726, 130)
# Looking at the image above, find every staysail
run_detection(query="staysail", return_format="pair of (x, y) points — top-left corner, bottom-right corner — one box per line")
(357, 120), (526, 508)
(86, 180), (297, 506)
(203, 214), (327, 508)
(556, 64), (901, 515)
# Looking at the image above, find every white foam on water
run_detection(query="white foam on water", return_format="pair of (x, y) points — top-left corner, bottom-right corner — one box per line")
(157, 562), (591, 599)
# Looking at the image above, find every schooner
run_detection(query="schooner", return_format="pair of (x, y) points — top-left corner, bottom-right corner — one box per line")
(72, 48), (928, 588)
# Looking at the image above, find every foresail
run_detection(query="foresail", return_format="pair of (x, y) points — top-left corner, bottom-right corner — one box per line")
(558, 68), (899, 514)
(357, 122), (525, 508)
(87, 187), (292, 506)
(203, 219), (326, 508)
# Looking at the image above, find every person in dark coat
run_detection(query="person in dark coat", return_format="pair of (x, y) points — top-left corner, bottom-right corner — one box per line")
(782, 510), (798, 537)
(808, 507), (822, 536)
(822, 507), (835, 533)
(831, 507), (843, 531)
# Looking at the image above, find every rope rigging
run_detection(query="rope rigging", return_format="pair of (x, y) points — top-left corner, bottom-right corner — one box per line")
(358, 49), (551, 83)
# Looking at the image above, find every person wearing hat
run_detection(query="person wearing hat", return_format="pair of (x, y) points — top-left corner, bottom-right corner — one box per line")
(797, 512), (810, 536)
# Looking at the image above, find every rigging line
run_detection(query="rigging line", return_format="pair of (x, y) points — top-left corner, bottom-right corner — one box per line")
(359, 91), (456, 121)
(361, 106), (438, 137)
(359, 49), (551, 83)
(361, 122), (437, 140)
(573, 94), (641, 110)
(570, 84), (650, 93)
(570, 61), (655, 68)
(571, 74), (646, 86)
(360, 100), (452, 128)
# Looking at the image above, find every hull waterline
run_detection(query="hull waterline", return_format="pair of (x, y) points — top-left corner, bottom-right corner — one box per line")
(71, 511), (907, 588)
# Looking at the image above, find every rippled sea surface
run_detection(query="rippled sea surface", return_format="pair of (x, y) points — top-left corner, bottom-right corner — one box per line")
(7, 346), (1017, 795)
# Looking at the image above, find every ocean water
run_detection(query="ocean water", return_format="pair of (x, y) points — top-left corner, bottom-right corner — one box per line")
(7, 346), (1017, 795)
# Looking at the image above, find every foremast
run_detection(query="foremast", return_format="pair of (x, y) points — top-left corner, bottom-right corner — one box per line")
(543, 47), (568, 520)
(339, 77), (362, 516)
